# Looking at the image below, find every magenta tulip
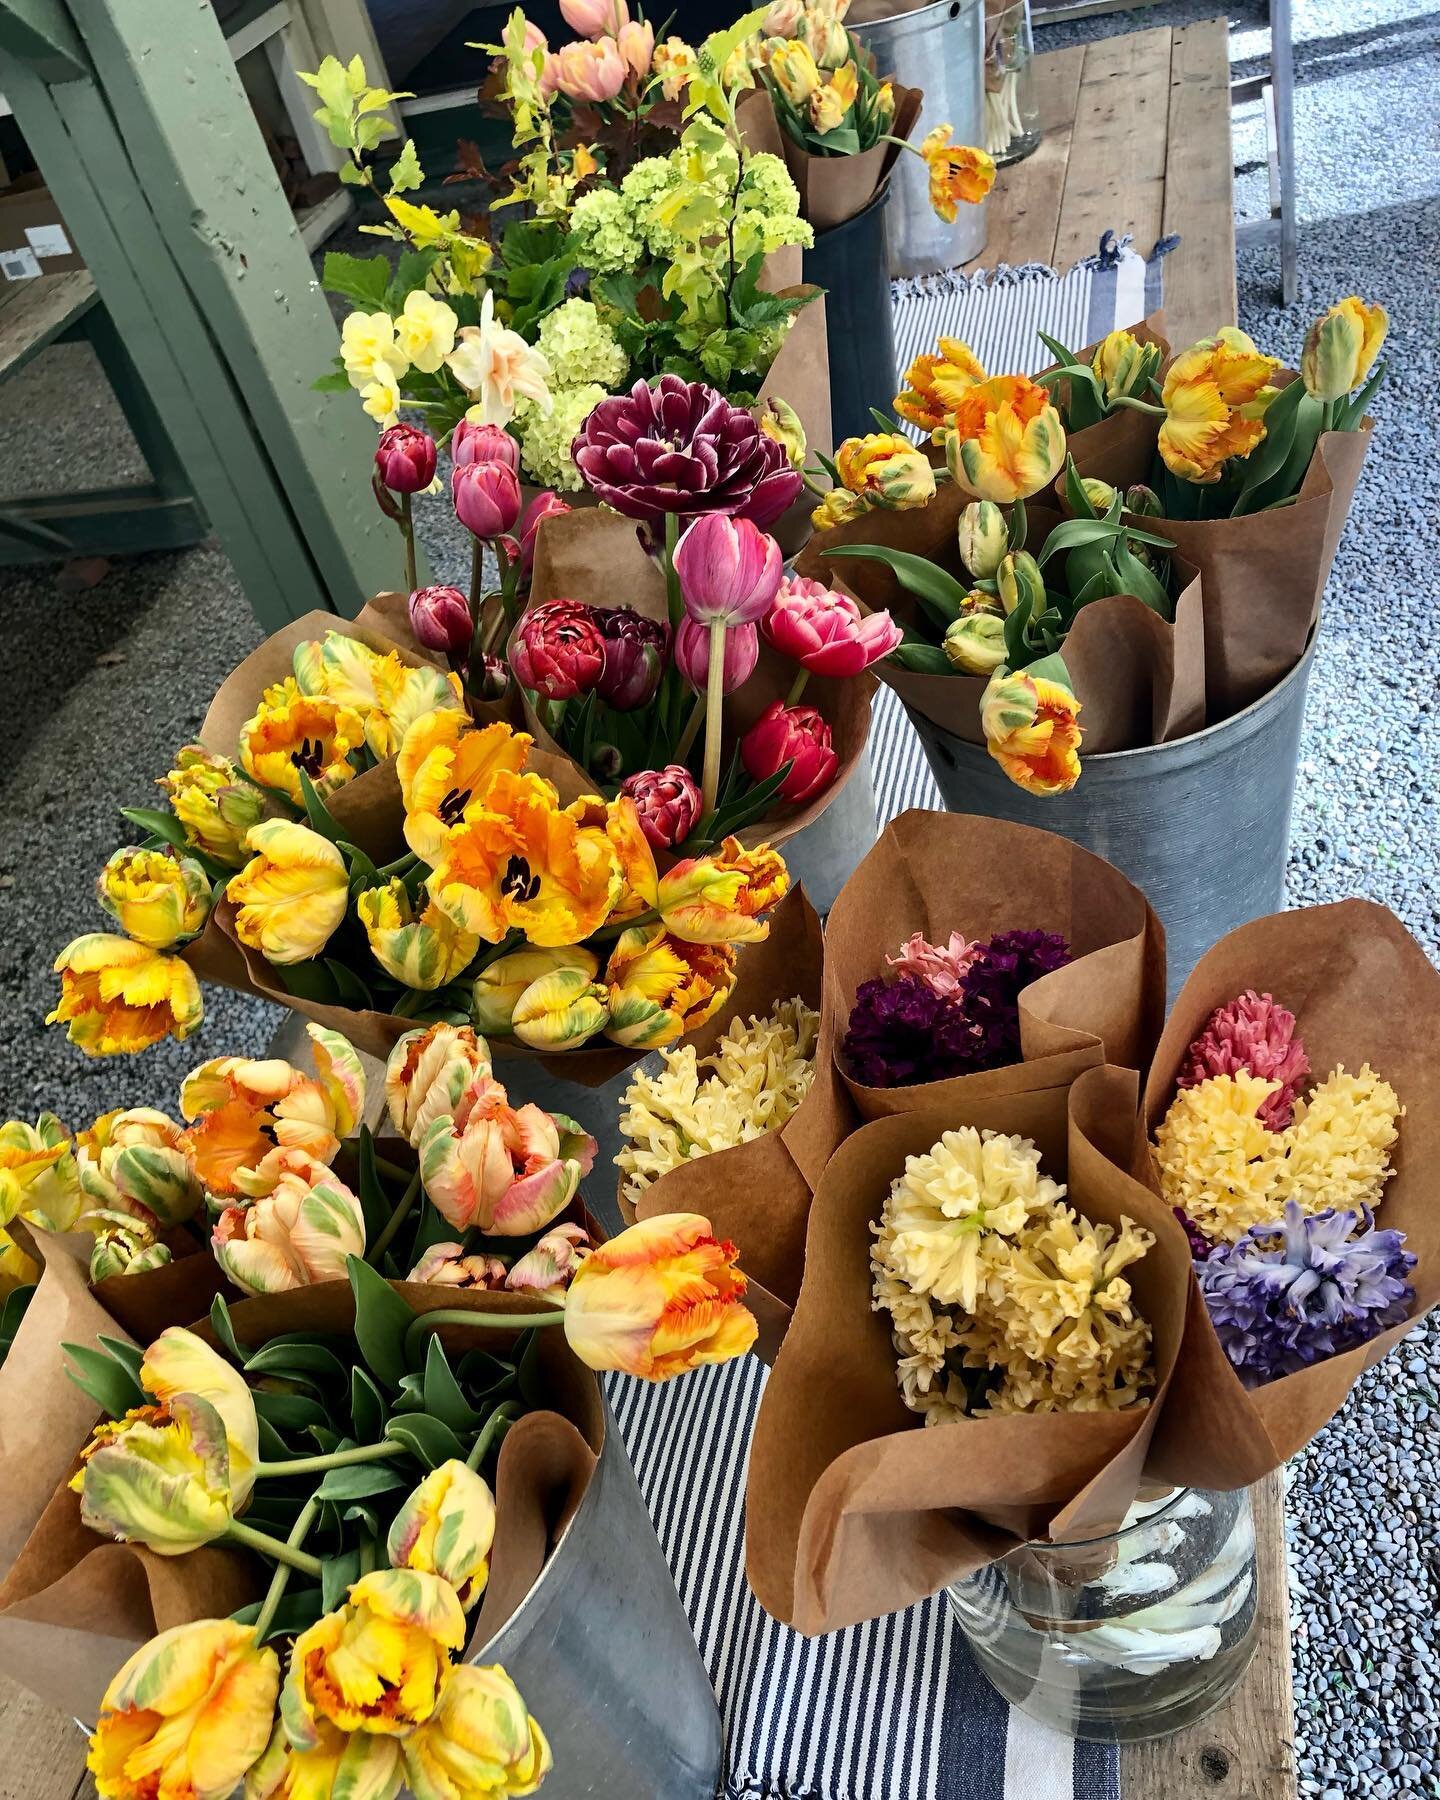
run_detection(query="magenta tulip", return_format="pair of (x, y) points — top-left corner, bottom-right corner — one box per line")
(763, 575), (905, 677)
(451, 420), (520, 472)
(619, 766), (703, 850)
(511, 600), (606, 701)
(741, 700), (839, 804)
(453, 460), (522, 539)
(374, 423), (437, 495)
(517, 490), (572, 581)
(674, 617), (759, 695)
(674, 514), (784, 628)
(408, 585), (471, 659)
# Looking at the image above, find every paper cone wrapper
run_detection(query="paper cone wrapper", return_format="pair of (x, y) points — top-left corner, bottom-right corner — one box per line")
(744, 1072), (1190, 1633)
(616, 886), (847, 1358)
(1126, 899), (1440, 1488)
(0, 1279), (602, 1719)
(824, 810), (1165, 1128)
(1068, 400), (1372, 713)
(525, 506), (873, 854)
(739, 86), (924, 233)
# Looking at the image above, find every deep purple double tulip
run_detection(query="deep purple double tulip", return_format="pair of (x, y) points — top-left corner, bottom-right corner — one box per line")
(595, 607), (670, 711)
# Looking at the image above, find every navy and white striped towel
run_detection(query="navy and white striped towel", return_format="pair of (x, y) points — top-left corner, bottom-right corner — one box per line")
(603, 246), (1167, 1800)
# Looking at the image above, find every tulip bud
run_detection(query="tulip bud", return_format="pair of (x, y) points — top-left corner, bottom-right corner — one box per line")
(511, 599), (606, 701)
(591, 743), (624, 782)
(96, 846), (212, 951)
(89, 1216), (172, 1283)
(409, 1241), (509, 1288)
(158, 746), (263, 869)
(452, 460), (522, 539)
(943, 610), (1008, 675)
(388, 1460), (496, 1607)
(740, 700), (839, 805)
(505, 1222), (591, 1297)
(1080, 478), (1117, 514)
(1125, 483), (1163, 517)
(511, 965), (611, 1051)
(560, 0), (628, 35)
(477, 653), (511, 701)
(472, 946), (600, 1035)
(617, 17), (653, 78)
(758, 396), (807, 470)
(996, 550), (1044, 617)
(1090, 329), (1163, 403)
(516, 490), (572, 583)
(408, 584), (472, 660)
(762, 0), (804, 33)
(956, 500), (1009, 580)
(673, 615), (759, 697)
(1301, 296), (1387, 402)
(451, 419), (521, 472)
(619, 765), (703, 850)
(595, 606), (670, 711)
(402, 1663), (551, 1800)
(375, 423), (437, 494)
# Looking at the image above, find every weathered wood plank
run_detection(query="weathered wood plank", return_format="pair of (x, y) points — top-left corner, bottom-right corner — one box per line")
(1053, 25), (1174, 270)
(0, 269), (95, 382)
(1120, 1472), (1297, 1800)
(0, 1672), (89, 1800)
(1161, 17), (1238, 344)
(972, 43), (1087, 273)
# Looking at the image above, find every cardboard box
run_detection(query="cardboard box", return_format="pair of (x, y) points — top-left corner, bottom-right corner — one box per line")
(0, 174), (84, 281)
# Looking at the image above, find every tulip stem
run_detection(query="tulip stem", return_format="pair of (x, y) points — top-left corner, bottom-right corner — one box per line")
(469, 537), (485, 630)
(589, 906), (659, 943)
(367, 1170), (423, 1267)
(1107, 395), (1166, 416)
(253, 1442), (410, 1480)
(250, 1494), (321, 1644)
(701, 621), (726, 815)
(466, 1401), (522, 1473)
(404, 1308), (566, 1365)
(400, 492), (417, 595)
(675, 694), (706, 763)
(224, 1518), (325, 1577)
(662, 512), (683, 627)
(785, 669), (809, 707)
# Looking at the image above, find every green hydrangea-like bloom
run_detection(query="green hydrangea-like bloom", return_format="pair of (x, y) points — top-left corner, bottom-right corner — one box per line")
(534, 299), (629, 391)
(570, 189), (644, 276)
(516, 382), (610, 491)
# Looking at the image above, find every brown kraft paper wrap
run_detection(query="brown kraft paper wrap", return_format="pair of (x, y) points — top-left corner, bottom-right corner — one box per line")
(745, 1073), (1189, 1633)
(796, 497), (1206, 753)
(738, 86), (925, 233)
(616, 886), (848, 1359)
(525, 505), (874, 855)
(1068, 403), (1373, 713)
(1125, 899), (1440, 1489)
(825, 810), (1166, 1125)
(0, 1280), (602, 1720)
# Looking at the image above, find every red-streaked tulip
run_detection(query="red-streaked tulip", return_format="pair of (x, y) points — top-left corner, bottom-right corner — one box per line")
(511, 600), (605, 701)
(980, 667), (1083, 795)
(740, 701), (838, 803)
(656, 837), (789, 945)
(674, 513), (784, 627)
(762, 575), (903, 677)
(604, 925), (737, 1048)
(211, 1165), (366, 1297)
(385, 1023), (495, 1148)
(375, 423), (437, 495)
(419, 1089), (594, 1236)
(673, 617), (758, 696)
(452, 460), (522, 539)
(451, 419), (521, 472)
(408, 584), (472, 659)
(563, 1212), (758, 1380)
(618, 765), (702, 850)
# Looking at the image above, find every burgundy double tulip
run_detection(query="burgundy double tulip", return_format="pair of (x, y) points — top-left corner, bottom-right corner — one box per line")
(408, 585), (472, 660)
(453, 459), (522, 539)
(595, 607), (670, 711)
(763, 575), (904, 677)
(452, 420), (520, 472)
(620, 766), (703, 851)
(511, 600), (606, 701)
(674, 514), (784, 628)
(374, 423), (437, 495)
(673, 617), (759, 695)
(741, 701), (839, 804)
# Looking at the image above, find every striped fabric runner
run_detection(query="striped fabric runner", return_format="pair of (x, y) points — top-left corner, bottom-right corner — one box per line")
(604, 247), (1167, 1800)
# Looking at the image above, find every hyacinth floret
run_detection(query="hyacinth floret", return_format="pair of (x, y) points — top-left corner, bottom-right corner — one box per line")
(1178, 989), (1311, 1129)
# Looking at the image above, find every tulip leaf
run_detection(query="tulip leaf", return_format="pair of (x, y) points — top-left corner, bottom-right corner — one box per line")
(516, 1329), (548, 1410)
(341, 842), (379, 884)
(457, 1350), (518, 1401)
(233, 1587), (327, 1644)
(1335, 359), (1386, 431)
(247, 1340), (352, 1387)
(1034, 518), (1127, 564)
(326, 959), (375, 1011)
(707, 761), (794, 839)
(351, 1365), (387, 1443)
(252, 1389), (331, 1434)
(307, 1425), (346, 1455)
(315, 1461), (410, 1503)
(348, 1253), (415, 1389)
(1229, 375), (1306, 505)
(209, 1294), (247, 1363)
(825, 545), (969, 627)
(96, 1334), (145, 1388)
(1068, 570), (1112, 615)
(408, 1198), (456, 1270)
(385, 1413), (465, 1470)
(889, 642), (952, 674)
(255, 1414), (301, 1464)
(63, 1342), (146, 1419)
(1036, 329), (1083, 371)
(277, 960), (341, 1005)
(119, 806), (188, 850)
(1064, 457), (1099, 520)
(0, 1285), (34, 1359)
(356, 1127), (394, 1246)
(424, 1335), (482, 1433)
(1113, 538), (1174, 618)
(297, 770), (348, 847)
(321, 1546), (366, 1613)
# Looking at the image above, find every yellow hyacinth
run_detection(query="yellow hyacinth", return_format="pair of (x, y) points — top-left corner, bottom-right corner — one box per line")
(1301, 295), (1387, 403)
(227, 820), (348, 967)
(1157, 328), (1282, 481)
(399, 713), (533, 862)
(50, 934), (203, 1056)
(979, 669), (1083, 796)
(357, 878), (480, 992)
(240, 676), (367, 807)
(917, 127), (995, 222)
(97, 846), (213, 951)
(158, 745), (264, 868)
(894, 337), (987, 434)
(944, 375), (1067, 504)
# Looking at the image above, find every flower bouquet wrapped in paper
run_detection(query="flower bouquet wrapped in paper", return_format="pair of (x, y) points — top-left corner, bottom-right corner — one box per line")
(744, 1073), (1189, 1632)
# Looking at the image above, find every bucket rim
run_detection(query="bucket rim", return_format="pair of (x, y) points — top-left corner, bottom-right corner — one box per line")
(911, 630), (1318, 769)
(852, 0), (985, 31)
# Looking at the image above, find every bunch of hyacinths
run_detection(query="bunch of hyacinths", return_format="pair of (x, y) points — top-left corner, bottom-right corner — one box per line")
(1154, 989), (1414, 1386)
(842, 927), (1071, 1087)
(871, 1126), (1156, 1422)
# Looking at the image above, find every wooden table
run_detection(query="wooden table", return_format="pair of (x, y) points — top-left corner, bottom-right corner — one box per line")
(971, 18), (1238, 349)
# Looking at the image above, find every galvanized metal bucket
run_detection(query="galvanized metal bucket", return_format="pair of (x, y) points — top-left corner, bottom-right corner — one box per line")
(905, 640), (1318, 1001)
(782, 744), (880, 917)
(469, 1391), (723, 1800)
(852, 0), (988, 276)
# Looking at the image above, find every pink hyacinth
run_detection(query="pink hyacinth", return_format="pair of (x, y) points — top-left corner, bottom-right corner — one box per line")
(885, 931), (985, 998)
(1177, 989), (1311, 1130)
(763, 575), (904, 678)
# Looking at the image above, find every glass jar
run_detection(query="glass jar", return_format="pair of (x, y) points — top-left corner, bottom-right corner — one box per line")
(984, 0), (1041, 166)
(946, 1486), (1259, 1742)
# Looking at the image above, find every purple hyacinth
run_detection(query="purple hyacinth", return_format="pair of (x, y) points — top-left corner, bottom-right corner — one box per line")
(1198, 1201), (1416, 1388)
(1175, 1207), (1215, 1260)
(956, 929), (1072, 1071)
(841, 976), (981, 1088)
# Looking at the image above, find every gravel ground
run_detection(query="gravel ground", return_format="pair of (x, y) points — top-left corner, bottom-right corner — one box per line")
(1, 2), (1437, 1789)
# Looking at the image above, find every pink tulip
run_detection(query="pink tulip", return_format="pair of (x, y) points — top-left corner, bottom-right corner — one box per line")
(452, 419), (520, 472)
(617, 18), (654, 79)
(674, 617), (759, 695)
(522, 20), (549, 53)
(560, 0), (629, 36)
(763, 574), (905, 677)
(375, 423), (437, 494)
(408, 584), (472, 659)
(620, 765), (703, 850)
(674, 513), (784, 627)
(551, 37), (627, 102)
(741, 700), (839, 804)
(517, 489), (572, 580)
(452, 460), (522, 538)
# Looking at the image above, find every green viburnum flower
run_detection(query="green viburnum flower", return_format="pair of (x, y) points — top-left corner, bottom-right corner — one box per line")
(534, 300), (628, 391)
(516, 383), (610, 492)
(570, 189), (644, 276)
